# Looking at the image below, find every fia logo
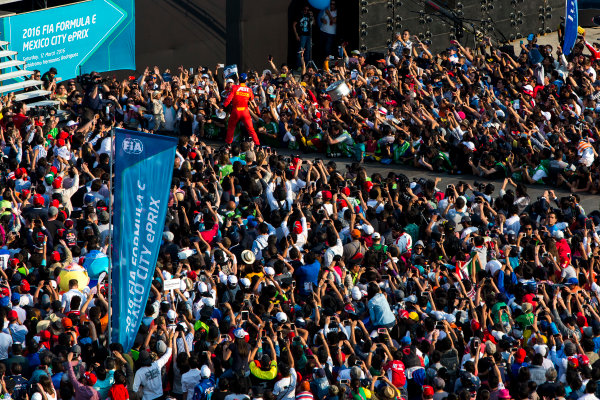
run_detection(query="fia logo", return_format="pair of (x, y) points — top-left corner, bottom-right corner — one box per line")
(122, 138), (143, 155)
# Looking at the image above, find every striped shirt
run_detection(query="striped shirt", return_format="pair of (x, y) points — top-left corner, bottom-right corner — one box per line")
(295, 391), (314, 400)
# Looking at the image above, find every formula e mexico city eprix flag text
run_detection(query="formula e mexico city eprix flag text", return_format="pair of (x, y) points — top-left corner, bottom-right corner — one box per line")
(111, 129), (177, 351)
(563, 0), (578, 56)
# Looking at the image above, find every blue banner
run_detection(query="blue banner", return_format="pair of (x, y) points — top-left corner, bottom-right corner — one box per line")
(0, 0), (134, 79)
(563, 0), (578, 56)
(112, 129), (177, 351)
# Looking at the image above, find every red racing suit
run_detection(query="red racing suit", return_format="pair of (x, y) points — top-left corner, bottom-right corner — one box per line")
(223, 83), (260, 145)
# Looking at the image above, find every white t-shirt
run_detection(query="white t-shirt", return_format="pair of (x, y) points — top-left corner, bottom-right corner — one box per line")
(61, 289), (86, 312)
(0, 331), (12, 360)
(98, 137), (112, 156)
(323, 238), (343, 267)
(320, 10), (337, 35)
(181, 368), (202, 400)
(272, 368), (297, 400)
(395, 233), (413, 255)
(133, 348), (173, 400)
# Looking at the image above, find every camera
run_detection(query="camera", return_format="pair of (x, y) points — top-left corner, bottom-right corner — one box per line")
(28, 106), (57, 118)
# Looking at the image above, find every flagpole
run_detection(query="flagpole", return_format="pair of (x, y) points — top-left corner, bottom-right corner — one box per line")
(108, 126), (114, 345)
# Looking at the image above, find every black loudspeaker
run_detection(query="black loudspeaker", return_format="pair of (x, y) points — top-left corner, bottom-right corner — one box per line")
(359, 0), (395, 52)
(341, 0), (566, 58)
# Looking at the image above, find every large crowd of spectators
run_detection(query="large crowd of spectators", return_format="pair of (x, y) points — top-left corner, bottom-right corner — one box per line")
(1, 7), (600, 400)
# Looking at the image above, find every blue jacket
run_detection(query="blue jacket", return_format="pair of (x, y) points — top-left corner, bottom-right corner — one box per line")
(368, 293), (396, 327)
(296, 261), (320, 296)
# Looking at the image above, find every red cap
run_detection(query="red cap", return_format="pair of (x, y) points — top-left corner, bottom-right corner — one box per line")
(293, 221), (303, 234)
(423, 385), (434, 398)
(9, 258), (18, 268)
(522, 293), (538, 308)
(40, 330), (51, 340)
(187, 270), (197, 280)
(50, 166), (58, 175)
(515, 348), (526, 363)
(64, 219), (74, 228)
(471, 320), (481, 331)
(188, 151), (197, 159)
(83, 372), (97, 385)
(364, 181), (374, 192)
(20, 280), (30, 293)
(399, 310), (410, 319)
(337, 199), (348, 208)
(322, 190), (332, 201)
(342, 187), (351, 196)
(579, 354), (590, 366)
(7, 310), (17, 321)
(51, 251), (61, 262)
(568, 356), (579, 368)
(50, 199), (60, 208)
(58, 131), (69, 140)
(33, 194), (44, 206)
(62, 317), (73, 329)
(57, 139), (65, 147)
(14, 168), (25, 178)
(1, 287), (9, 297)
(20, 189), (30, 198)
(53, 177), (63, 189)
(577, 311), (588, 327)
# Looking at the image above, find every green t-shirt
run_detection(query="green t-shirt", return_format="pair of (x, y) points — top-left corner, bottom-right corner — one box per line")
(491, 302), (509, 325)
(257, 119), (279, 147)
(204, 116), (223, 138)
(515, 312), (535, 329)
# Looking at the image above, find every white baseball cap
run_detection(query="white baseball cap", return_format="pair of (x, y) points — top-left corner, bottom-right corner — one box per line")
(197, 282), (208, 293)
(351, 286), (362, 300)
(200, 365), (211, 378)
(228, 275), (238, 285)
(360, 224), (374, 235)
(276, 311), (288, 323)
(240, 278), (251, 288)
(166, 310), (176, 320)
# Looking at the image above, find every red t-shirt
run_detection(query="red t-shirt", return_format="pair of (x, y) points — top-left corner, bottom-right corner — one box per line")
(199, 220), (219, 244)
(108, 384), (129, 400)
(383, 360), (406, 387)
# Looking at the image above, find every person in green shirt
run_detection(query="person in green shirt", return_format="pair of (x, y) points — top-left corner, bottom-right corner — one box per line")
(255, 109), (279, 147)
(371, 233), (388, 253)
(326, 123), (354, 158)
(202, 113), (226, 139)
(514, 302), (535, 329)
(491, 302), (510, 328)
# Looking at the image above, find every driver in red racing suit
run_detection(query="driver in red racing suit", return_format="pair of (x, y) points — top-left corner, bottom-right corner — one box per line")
(223, 73), (260, 145)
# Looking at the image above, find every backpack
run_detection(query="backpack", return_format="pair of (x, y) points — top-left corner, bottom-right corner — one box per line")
(192, 381), (214, 400)
(440, 348), (459, 380)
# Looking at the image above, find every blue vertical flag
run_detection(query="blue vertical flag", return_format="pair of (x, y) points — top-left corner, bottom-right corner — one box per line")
(563, 0), (578, 56)
(112, 129), (177, 351)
